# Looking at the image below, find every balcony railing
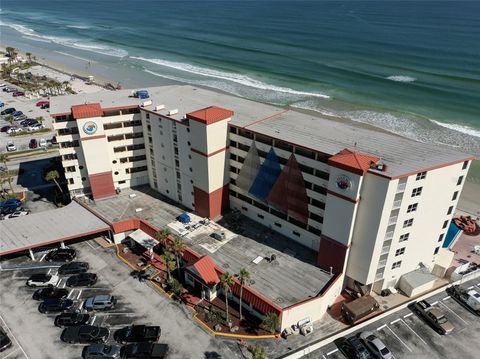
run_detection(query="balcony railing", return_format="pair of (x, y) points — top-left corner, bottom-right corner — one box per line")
(378, 259), (387, 268)
(388, 216), (398, 225)
(392, 199), (402, 209)
(396, 182), (406, 193)
(385, 231), (394, 241)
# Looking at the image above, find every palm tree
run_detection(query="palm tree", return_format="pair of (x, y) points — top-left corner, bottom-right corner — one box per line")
(238, 268), (251, 321)
(170, 236), (186, 277)
(261, 312), (280, 334)
(0, 153), (14, 194)
(45, 170), (63, 193)
(155, 228), (171, 249)
(249, 346), (267, 359)
(160, 251), (176, 280)
(220, 272), (234, 325)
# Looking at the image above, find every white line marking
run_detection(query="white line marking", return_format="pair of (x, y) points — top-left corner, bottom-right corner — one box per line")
(326, 348), (338, 356)
(0, 313), (30, 359)
(85, 241), (96, 249)
(2, 347), (20, 359)
(467, 286), (474, 289)
(377, 324), (387, 330)
(39, 254), (46, 262)
(431, 301), (438, 305)
(90, 315), (96, 325)
(67, 290), (74, 299)
(390, 318), (401, 324)
(400, 319), (427, 345)
(61, 280), (66, 288)
(442, 296), (451, 301)
(76, 289), (82, 300)
(438, 301), (468, 324)
(403, 313), (413, 318)
(385, 325), (412, 352)
(47, 269), (51, 275)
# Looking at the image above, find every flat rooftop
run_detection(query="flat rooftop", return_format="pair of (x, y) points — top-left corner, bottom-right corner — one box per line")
(89, 187), (333, 308)
(50, 85), (472, 178)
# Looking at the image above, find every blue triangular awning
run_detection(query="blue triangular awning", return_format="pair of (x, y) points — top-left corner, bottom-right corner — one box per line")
(249, 147), (282, 202)
(236, 141), (261, 192)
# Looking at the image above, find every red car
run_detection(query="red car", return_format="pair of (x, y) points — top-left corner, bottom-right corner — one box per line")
(29, 139), (38, 149)
(36, 100), (49, 107)
(13, 91), (25, 97)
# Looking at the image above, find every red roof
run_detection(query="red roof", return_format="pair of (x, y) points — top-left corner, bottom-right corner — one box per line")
(186, 106), (234, 125)
(188, 255), (220, 287)
(71, 103), (103, 119)
(328, 149), (380, 175)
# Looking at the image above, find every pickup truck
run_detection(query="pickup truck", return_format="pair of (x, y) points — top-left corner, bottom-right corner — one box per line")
(121, 343), (169, 359)
(410, 300), (454, 334)
(446, 285), (480, 315)
(114, 325), (160, 344)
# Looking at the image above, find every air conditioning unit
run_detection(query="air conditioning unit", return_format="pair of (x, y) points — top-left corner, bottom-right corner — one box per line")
(155, 104), (165, 111)
(141, 100), (152, 107)
(168, 109), (178, 116)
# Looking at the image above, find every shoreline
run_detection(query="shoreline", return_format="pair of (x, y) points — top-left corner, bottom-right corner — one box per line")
(2, 45), (479, 213)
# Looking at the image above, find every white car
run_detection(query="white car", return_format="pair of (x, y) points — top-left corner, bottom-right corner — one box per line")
(6, 142), (16, 152)
(6, 127), (22, 134)
(4, 210), (29, 219)
(359, 331), (393, 359)
(26, 274), (60, 288)
(39, 138), (47, 147)
(28, 124), (44, 132)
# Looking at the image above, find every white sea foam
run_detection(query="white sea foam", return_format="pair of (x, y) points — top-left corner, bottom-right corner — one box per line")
(22, 35), (51, 43)
(132, 56), (330, 99)
(66, 24), (92, 29)
(54, 51), (97, 63)
(386, 75), (417, 83)
(430, 119), (480, 138)
(0, 22), (127, 58)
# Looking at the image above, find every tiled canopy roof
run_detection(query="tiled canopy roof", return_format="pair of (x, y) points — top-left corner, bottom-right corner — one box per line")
(187, 255), (220, 287)
(71, 103), (103, 119)
(328, 149), (380, 175)
(186, 106), (234, 125)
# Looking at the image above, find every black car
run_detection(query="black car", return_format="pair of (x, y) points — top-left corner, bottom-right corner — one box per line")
(0, 328), (12, 352)
(61, 325), (109, 344)
(38, 298), (74, 313)
(45, 248), (76, 262)
(58, 261), (89, 275)
(0, 107), (15, 115)
(120, 343), (169, 359)
(66, 273), (98, 287)
(339, 336), (373, 359)
(32, 287), (68, 301)
(41, 103), (50, 109)
(114, 325), (161, 344)
(55, 312), (90, 327)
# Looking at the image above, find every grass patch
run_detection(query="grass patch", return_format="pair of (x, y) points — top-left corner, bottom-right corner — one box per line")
(8, 128), (51, 137)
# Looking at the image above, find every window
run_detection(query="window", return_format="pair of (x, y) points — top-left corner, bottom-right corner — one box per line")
(146, 113), (150, 119)
(257, 214), (264, 219)
(392, 261), (402, 269)
(114, 171), (119, 175)
(411, 187), (423, 197)
(457, 176), (464, 186)
(112, 160), (117, 164)
(407, 203), (418, 213)
(403, 218), (414, 228)
(416, 172), (427, 180)
(229, 126), (237, 134)
(274, 222), (282, 228)
(395, 247), (406, 256)
(452, 191), (458, 201)
(447, 206), (453, 215)
(241, 206), (248, 211)
(434, 247), (440, 255)
(309, 212), (324, 223)
(438, 233), (444, 242)
(462, 161), (468, 170)
(443, 220), (448, 229)
(399, 233), (410, 242)
(292, 231), (301, 237)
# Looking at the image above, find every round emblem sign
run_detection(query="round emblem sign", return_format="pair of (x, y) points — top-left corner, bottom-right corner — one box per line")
(336, 175), (352, 191)
(83, 121), (98, 135)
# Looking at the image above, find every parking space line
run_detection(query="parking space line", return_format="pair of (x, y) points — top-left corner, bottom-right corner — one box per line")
(76, 290), (82, 300)
(442, 296), (451, 301)
(385, 325), (412, 352)
(390, 318), (401, 324)
(39, 254), (46, 262)
(2, 347), (20, 359)
(47, 269), (51, 275)
(377, 324), (387, 331)
(431, 300), (438, 305)
(438, 301), (468, 324)
(403, 313), (413, 319)
(326, 348), (338, 356)
(400, 319), (427, 345)
(85, 241), (96, 250)
(67, 289), (75, 299)
(0, 313), (29, 359)
(90, 315), (96, 325)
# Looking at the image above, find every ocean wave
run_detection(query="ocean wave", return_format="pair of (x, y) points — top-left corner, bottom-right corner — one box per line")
(0, 21), (127, 58)
(54, 51), (97, 63)
(66, 24), (92, 29)
(131, 56), (330, 99)
(430, 119), (480, 138)
(386, 75), (417, 83)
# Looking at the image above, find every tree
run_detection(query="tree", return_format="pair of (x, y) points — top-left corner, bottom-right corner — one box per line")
(249, 345), (267, 359)
(45, 170), (63, 193)
(0, 153), (14, 194)
(238, 268), (251, 321)
(261, 312), (280, 334)
(26, 52), (32, 63)
(161, 251), (176, 280)
(155, 227), (171, 249)
(220, 272), (234, 325)
(170, 236), (186, 277)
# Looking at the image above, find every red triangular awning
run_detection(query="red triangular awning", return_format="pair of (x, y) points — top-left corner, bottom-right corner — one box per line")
(187, 255), (220, 287)
(328, 149), (380, 175)
(71, 103), (103, 119)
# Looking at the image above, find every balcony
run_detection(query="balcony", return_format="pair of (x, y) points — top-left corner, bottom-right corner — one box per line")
(381, 246), (390, 256)
(396, 182), (406, 193)
(392, 199), (402, 209)
(388, 216), (398, 226)
(385, 231), (394, 241)
(377, 259), (387, 268)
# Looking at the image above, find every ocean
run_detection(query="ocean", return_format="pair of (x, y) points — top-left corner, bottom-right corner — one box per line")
(1, 0), (479, 179)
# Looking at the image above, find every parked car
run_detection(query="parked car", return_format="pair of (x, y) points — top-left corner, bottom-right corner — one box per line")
(359, 332), (392, 359)
(3, 87), (16, 93)
(84, 295), (117, 311)
(114, 325), (160, 344)
(27, 124), (43, 132)
(39, 138), (47, 147)
(0, 125), (11, 132)
(21, 119), (38, 127)
(339, 336), (373, 359)
(0, 101), (4, 108)
(41, 103), (50, 109)
(61, 325), (109, 344)
(36, 100), (49, 107)
(12, 111), (24, 118)
(3, 210), (29, 219)
(82, 344), (121, 359)
(0, 328), (12, 352)
(6, 142), (16, 152)
(38, 298), (74, 314)
(6, 127), (22, 134)
(410, 300), (454, 334)
(45, 248), (76, 262)
(55, 312), (90, 327)
(0, 206), (24, 216)
(51, 135), (58, 144)
(1, 107), (15, 115)
(32, 287), (69, 301)
(120, 343), (169, 359)
(0, 199), (21, 209)
(58, 262), (89, 275)
(29, 139), (38, 149)
(66, 273), (98, 287)
(12, 91), (25, 97)
(446, 285), (480, 315)
(26, 273), (60, 288)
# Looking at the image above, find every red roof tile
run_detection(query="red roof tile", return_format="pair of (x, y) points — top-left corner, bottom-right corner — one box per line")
(71, 103), (103, 119)
(186, 106), (234, 125)
(328, 149), (380, 175)
(189, 255), (220, 286)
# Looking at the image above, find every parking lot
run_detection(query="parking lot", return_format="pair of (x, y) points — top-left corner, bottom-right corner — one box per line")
(0, 240), (242, 359)
(1, 83), (53, 153)
(305, 279), (480, 359)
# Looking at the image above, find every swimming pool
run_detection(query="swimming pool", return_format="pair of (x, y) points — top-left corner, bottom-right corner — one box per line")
(443, 222), (462, 248)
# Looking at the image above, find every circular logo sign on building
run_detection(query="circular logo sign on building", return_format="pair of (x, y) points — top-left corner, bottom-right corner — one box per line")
(336, 174), (352, 191)
(83, 121), (98, 135)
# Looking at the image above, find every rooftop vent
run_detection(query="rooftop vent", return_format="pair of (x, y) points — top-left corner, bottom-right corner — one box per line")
(141, 100), (152, 107)
(168, 109), (179, 116)
(155, 104), (165, 111)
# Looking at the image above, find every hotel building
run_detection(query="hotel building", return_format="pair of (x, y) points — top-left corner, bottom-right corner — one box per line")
(50, 85), (473, 327)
